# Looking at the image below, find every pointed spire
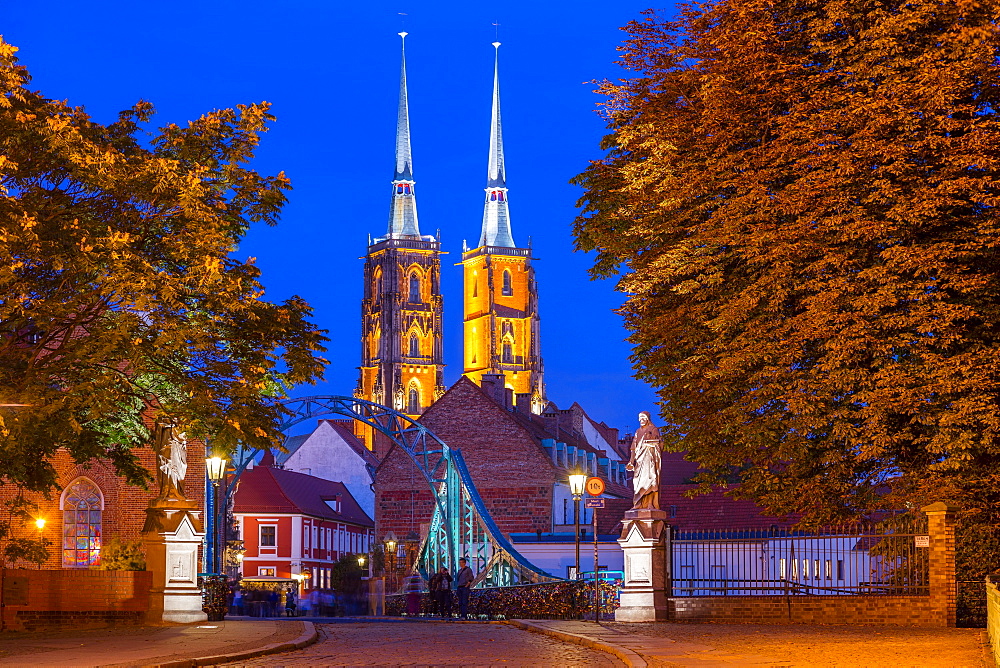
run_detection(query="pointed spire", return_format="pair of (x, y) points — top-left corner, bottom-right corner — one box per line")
(384, 31), (421, 240)
(479, 42), (516, 248)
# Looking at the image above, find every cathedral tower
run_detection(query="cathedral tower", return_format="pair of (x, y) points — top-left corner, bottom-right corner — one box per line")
(461, 42), (544, 411)
(359, 32), (444, 429)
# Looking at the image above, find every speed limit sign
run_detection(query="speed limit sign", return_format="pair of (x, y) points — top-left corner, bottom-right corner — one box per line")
(585, 477), (605, 496)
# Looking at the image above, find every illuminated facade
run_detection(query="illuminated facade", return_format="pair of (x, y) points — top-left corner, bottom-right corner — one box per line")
(461, 43), (544, 411)
(358, 32), (444, 432)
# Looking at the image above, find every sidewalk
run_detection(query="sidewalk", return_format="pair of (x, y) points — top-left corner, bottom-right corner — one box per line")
(511, 619), (991, 667)
(0, 619), (316, 667)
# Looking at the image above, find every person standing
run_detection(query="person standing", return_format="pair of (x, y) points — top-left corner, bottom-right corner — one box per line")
(429, 566), (453, 617)
(404, 569), (423, 615)
(455, 557), (474, 619)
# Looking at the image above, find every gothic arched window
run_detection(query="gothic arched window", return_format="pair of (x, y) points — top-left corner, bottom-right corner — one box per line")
(502, 341), (514, 364)
(61, 478), (103, 568)
(408, 273), (421, 303)
(409, 333), (420, 357)
(502, 270), (513, 297)
(407, 387), (420, 414)
(472, 271), (478, 298)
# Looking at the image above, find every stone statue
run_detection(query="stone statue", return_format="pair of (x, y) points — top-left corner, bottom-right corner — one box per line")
(625, 411), (661, 510)
(153, 421), (188, 502)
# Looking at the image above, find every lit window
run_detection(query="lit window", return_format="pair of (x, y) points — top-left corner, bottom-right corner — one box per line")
(61, 478), (103, 568)
(260, 525), (276, 547)
(407, 387), (420, 414)
(502, 270), (513, 296)
(259, 567), (275, 577)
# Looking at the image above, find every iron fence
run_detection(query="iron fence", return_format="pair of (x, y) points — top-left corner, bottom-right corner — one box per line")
(671, 518), (929, 597)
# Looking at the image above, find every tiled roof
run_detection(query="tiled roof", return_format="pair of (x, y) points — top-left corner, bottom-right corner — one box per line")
(233, 459), (373, 527)
(597, 485), (799, 534)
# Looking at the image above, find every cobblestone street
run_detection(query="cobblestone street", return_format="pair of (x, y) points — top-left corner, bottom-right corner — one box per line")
(221, 621), (624, 667)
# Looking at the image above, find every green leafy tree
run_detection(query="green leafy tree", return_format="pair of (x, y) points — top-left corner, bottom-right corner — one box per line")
(573, 2), (1000, 525)
(0, 38), (327, 558)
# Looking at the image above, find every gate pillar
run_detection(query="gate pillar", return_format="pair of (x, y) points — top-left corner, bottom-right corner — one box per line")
(616, 508), (669, 622)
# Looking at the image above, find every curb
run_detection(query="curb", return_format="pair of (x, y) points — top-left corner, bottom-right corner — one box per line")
(507, 619), (647, 668)
(148, 621), (318, 667)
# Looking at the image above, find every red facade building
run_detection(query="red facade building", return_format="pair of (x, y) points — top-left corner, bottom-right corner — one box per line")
(233, 451), (374, 593)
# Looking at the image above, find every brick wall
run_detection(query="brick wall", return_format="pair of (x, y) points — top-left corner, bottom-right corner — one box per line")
(374, 377), (555, 540)
(0, 434), (206, 570)
(668, 595), (941, 625)
(987, 576), (1000, 665)
(0, 568), (152, 631)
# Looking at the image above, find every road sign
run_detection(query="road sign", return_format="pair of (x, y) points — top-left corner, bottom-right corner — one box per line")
(585, 497), (605, 509)
(585, 477), (605, 496)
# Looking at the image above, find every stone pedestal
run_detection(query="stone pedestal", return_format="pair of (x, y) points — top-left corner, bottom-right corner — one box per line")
(142, 502), (206, 624)
(616, 508), (669, 622)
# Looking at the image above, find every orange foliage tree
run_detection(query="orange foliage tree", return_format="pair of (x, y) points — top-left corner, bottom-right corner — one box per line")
(0, 37), (327, 556)
(573, 2), (1000, 524)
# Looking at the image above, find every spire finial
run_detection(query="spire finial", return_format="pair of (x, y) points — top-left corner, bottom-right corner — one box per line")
(479, 40), (515, 248)
(382, 30), (421, 240)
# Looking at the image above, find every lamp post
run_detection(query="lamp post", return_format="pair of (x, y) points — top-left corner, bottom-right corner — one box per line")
(568, 472), (587, 579)
(385, 536), (397, 592)
(205, 455), (228, 574)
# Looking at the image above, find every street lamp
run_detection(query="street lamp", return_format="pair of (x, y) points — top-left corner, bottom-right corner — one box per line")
(205, 455), (228, 574)
(385, 535), (398, 591)
(568, 472), (587, 579)
(357, 554), (366, 568)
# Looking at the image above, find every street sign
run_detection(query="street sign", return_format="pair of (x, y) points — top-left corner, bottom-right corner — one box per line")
(585, 477), (605, 496)
(585, 497), (605, 509)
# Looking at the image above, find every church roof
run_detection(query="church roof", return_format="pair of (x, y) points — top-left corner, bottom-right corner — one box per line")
(233, 459), (373, 527)
(274, 419), (378, 469)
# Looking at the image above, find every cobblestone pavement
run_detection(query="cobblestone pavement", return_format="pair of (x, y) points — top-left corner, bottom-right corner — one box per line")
(607, 621), (988, 667)
(221, 621), (625, 667)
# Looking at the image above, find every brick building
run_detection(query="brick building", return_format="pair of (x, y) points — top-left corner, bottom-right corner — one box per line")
(233, 451), (374, 594)
(374, 375), (630, 544)
(0, 431), (206, 570)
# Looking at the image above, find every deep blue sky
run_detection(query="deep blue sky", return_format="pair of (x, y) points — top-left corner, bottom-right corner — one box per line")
(5, 1), (671, 434)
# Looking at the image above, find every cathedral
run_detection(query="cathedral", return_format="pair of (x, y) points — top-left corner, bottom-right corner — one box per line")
(357, 35), (544, 430)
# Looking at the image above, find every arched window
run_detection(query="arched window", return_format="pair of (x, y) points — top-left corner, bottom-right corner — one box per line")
(407, 387), (420, 414)
(502, 341), (514, 364)
(61, 478), (103, 568)
(472, 271), (478, 298)
(502, 270), (513, 297)
(409, 333), (420, 357)
(408, 273), (421, 302)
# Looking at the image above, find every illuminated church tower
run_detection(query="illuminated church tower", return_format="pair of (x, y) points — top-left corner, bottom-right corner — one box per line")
(461, 42), (544, 411)
(359, 32), (444, 426)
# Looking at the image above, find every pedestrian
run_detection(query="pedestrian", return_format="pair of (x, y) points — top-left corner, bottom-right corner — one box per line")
(232, 587), (243, 616)
(404, 569), (423, 615)
(285, 588), (297, 617)
(455, 557), (474, 619)
(268, 589), (280, 617)
(433, 566), (453, 618)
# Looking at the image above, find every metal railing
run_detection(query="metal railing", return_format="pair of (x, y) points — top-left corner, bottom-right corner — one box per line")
(670, 519), (930, 597)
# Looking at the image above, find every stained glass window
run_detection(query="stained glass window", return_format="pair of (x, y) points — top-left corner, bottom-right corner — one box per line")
(61, 478), (102, 567)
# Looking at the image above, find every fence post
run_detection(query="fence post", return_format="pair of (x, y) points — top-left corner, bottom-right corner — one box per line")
(922, 502), (958, 628)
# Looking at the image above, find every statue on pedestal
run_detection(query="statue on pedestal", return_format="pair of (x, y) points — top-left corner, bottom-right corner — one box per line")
(626, 411), (661, 511)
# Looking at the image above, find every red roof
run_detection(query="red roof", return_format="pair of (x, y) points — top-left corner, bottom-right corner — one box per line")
(598, 484), (799, 534)
(233, 458), (373, 527)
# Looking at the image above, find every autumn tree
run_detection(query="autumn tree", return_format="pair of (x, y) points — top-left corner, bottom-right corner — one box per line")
(0, 38), (326, 556)
(573, 2), (1000, 524)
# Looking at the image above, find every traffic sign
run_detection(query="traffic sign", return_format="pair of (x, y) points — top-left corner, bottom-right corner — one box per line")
(585, 497), (605, 509)
(585, 477), (605, 496)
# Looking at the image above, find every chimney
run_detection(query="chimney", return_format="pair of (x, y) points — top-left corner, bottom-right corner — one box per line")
(515, 392), (532, 414)
(480, 373), (509, 408)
